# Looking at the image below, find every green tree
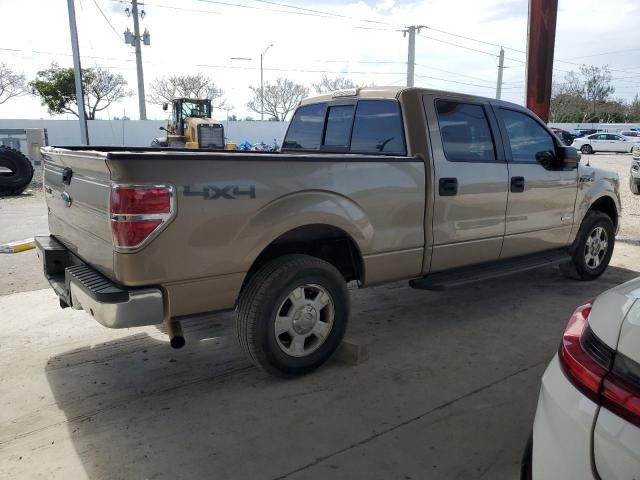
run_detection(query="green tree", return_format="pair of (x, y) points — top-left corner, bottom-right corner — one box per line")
(31, 64), (131, 119)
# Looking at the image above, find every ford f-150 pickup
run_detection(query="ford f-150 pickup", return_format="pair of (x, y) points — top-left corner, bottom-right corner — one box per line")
(37, 86), (621, 376)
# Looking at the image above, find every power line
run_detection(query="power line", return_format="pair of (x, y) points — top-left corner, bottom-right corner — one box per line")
(251, 0), (397, 26)
(113, 0), (397, 30)
(414, 73), (521, 90)
(415, 63), (497, 84)
(559, 47), (640, 61)
(417, 33), (499, 58)
(92, 0), (122, 41)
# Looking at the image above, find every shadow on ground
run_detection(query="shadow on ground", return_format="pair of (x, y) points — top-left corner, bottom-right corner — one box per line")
(45, 265), (639, 480)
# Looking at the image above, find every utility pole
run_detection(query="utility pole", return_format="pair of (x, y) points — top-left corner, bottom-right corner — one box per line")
(403, 26), (424, 87)
(66, 0), (89, 145)
(260, 44), (273, 121)
(124, 0), (149, 120)
(496, 47), (505, 100)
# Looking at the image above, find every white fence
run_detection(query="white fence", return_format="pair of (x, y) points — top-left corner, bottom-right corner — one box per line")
(549, 122), (640, 133)
(0, 119), (289, 147)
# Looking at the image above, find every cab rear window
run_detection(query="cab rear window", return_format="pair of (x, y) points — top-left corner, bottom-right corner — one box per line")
(283, 99), (406, 156)
(282, 103), (325, 150)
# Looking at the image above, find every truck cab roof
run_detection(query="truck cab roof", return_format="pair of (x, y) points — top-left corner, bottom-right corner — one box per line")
(300, 86), (494, 106)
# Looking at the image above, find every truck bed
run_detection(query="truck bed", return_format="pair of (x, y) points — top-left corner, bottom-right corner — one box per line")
(42, 146), (427, 317)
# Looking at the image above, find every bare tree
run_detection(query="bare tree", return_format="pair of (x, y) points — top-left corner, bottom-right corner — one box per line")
(149, 74), (226, 109)
(0, 63), (28, 105)
(550, 65), (616, 122)
(85, 68), (132, 120)
(31, 64), (131, 119)
(580, 65), (615, 117)
(247, 78), (308, 121)
(313, 75), (358, 94)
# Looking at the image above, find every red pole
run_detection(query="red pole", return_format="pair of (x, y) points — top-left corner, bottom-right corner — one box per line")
(526, 0), (559, 122)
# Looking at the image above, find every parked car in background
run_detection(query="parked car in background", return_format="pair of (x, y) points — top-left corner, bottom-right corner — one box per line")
(522, 278), (640, 479)
(550, 127), (575, 146)
(621, 130), (640, 138)
(631, 144), (640, 194)
(572, 129), (598, 138)
(572, 133), (638, 154)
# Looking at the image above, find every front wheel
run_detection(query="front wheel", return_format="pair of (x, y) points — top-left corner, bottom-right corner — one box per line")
(561, 211), (615, 280)
(236, 254), (349, 377)
(630, 178), (640, 195)
(581, 144), (593, 154)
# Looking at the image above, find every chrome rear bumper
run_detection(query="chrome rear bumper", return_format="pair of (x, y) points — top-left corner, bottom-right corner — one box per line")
(35, 235), (165, 328)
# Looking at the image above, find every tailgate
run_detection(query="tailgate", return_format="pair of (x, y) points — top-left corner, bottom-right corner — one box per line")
(43, 147), (114, 277)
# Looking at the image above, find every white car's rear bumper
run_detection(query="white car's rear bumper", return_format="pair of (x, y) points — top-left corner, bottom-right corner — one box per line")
(593, 404), (640, 479)
(532, 355), (598, 480)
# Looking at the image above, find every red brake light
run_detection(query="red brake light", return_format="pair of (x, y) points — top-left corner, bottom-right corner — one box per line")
(559, 303), (605, 403)
(559, 301), (640, 428)
(109, 185), (174, 250)
(110, 186), (171, 214)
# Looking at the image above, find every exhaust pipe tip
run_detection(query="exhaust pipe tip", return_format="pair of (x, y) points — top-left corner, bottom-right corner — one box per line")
(166, 321), (185, 349)
(170, 335), (186, 349)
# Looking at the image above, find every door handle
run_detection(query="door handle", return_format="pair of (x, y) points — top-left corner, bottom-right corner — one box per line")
(439, 177), (458, 196)
(511, 176), (525, 193)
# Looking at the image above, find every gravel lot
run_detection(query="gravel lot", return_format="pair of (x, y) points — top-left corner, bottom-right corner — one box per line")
(0, 153), (638, 480)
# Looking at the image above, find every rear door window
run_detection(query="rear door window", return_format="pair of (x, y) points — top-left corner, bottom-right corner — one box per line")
(323, 105), (355, 148)
(435, 100), (496, 162)
(350, 100), (406, 155)
(282, 103), (325, 150)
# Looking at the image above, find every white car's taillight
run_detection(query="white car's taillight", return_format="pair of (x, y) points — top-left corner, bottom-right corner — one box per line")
(109, 184), (175, 251)
(559, 302), (640, 428)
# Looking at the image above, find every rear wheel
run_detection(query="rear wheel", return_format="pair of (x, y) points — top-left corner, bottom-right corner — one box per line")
(0, 147), (34, 196)
(561, 211), (615, 280)
(236, 254), (349, 377)
(630, 178), (640, 195)
(580, 144), (593, 154)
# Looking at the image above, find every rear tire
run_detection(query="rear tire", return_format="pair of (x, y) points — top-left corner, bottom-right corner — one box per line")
(236, 254), (349, 377)
(0, 147), (34, 196)
(561, 211), (615, 281)
(630, 178), (640, 195)
(580, 144), (593, 154)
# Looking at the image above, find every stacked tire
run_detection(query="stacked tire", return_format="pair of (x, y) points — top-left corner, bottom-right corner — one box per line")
(0, 146), (34, 196)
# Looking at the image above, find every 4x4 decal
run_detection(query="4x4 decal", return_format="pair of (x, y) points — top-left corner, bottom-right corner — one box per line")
(184, 185), (256, 199)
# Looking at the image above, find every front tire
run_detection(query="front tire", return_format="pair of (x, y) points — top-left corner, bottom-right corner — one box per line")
(561, 211), (615, 280)
(631, 178), (640, 195)
(581, 144), (593, 154)
(236, 254), (349, 377)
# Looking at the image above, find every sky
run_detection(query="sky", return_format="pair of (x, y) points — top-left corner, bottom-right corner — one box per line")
(1, 0), (639, 121)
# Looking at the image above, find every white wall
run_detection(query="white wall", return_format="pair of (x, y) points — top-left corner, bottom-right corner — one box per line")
(548, 122), (640, 133)
(0, 119), (289, 147)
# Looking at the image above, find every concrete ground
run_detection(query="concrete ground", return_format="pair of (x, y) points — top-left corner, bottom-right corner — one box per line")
(1, 154), (639, 480)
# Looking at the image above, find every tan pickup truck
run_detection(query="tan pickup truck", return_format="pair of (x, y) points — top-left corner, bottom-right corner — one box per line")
(37, 87), (621, 376)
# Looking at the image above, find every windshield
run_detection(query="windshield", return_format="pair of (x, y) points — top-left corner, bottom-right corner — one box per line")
(180, 101), (211, 119)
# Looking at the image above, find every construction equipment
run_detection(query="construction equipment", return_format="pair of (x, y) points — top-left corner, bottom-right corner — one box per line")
(151, 98), (225, 149)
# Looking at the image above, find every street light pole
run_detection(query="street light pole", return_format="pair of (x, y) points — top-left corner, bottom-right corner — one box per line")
(260, 44), (273, 121)
(66, 0), (89, 145)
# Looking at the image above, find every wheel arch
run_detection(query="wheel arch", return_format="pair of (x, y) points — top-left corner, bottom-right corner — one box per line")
(242, 224), (365, 293)
(587, 194), (619, 230)
(237, 191), (373, 292)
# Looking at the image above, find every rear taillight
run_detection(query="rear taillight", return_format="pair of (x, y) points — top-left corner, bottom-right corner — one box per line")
(109, 184), (174, 251)
(559, 302), (640, 428)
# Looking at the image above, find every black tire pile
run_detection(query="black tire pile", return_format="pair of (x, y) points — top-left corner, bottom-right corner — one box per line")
(0, 146), (34, 196)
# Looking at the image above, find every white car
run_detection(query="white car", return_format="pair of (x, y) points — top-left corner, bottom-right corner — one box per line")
(572, 133), (639, 154)
(522, 278), (640, 479)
